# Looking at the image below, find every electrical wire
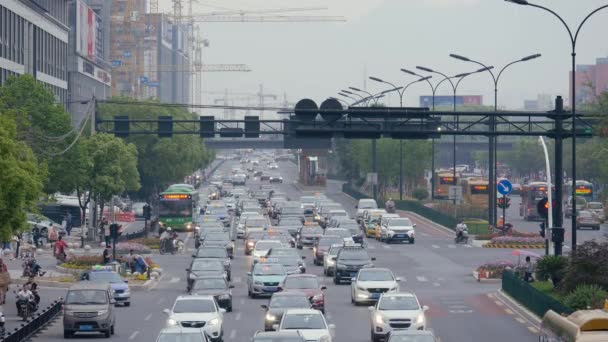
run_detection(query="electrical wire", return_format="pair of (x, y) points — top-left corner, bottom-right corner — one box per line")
(40, 102), (93, 157)
(35, 101), (94, 142)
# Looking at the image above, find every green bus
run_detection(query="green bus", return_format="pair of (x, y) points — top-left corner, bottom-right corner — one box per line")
(158, 184), (198, 231)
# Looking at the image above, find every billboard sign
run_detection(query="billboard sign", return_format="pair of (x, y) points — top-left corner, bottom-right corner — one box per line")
(419, 95), (483, 108)
(76, 0), (101, 61)
(77, 57), (111, 86)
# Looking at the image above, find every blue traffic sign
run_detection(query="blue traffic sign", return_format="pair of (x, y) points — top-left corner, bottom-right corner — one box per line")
(497, 179), (513, 196)
(111, 60), (122, 67)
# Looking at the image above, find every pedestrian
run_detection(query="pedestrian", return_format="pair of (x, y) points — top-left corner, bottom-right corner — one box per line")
(48, 225), (58, 245)
(65, 211), (73, 236)
(104, 222), (112, 248)
(53, 236), (68, 263)
(524, 256), (534, 283)
(102, 246), (111, 264)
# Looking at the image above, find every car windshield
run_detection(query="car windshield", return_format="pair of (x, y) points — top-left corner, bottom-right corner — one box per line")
(254, 337), (304, 342)
(247, 219), (267, 227)
(579, 211), (593, 218)
(254, 264), (286, 276)
(389, 218), (413, 226)
(256, 241), (283, 250)
(588, 203), (603, 210)
(378, 296), (420, 311)
(274, 257), (299, 267)
(388, 335), (435, 342)
(89, 272), (123, 283)
(157, 332), (206, 342)
(284, 277), (319, 289)
(206, 234), (229, 241)
(302, 228), (323, 235)
(269, 249), (298, 257)
(339, 250), (370, 261)
(282, 208), (301, 214)
(282, 313), (326, 330)
(359, 201), (377, 209)
(172, 299), (216, 313)
(327, 230), (350, 238)
(196, 248), (227, 258)
(192, 260), (223, 271)
(66, 290), (108, 305)
(328, 247), (342, 256)
(319, 236), (342, 246)
(359, 270), (394, 281)
(193, 278), (228, 290)
(270, 295), (311, 308)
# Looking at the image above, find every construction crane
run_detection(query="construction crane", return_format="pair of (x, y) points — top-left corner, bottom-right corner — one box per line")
(188, 16), (346, 23)
(187, 6), (329, 17)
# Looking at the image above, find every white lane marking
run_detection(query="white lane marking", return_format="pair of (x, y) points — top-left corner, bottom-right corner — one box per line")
(515, 317), (526, 324)
(170, 277), (180, 283)
(421, 232), (430, 237)
(448, 244), (456, 248)
(157, 297), (165, 304)
(129, 331), (139, 340)
(184, 232), (192, 246)
(528, 326), (540, 334)
(144, 313), (153, 321)
(505, 309), (514, 315)
(235, 312), (242, 321)
(240, 298), (245, 305)
(233, 277), (241, 284)
(416, 276), (428, 282)
(433, 282), (440, 287)
(431, 245), (440, 249)
(367, 245), (376, 250)
(229, 330), (237, 339)
(447, 305), (469, 309)
(494, 300), (504, 307)
(382, 245), (391, 249)
(464, 244), (472, 248)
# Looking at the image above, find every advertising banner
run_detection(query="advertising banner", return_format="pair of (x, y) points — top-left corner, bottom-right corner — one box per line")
(76, 0), (100, 60)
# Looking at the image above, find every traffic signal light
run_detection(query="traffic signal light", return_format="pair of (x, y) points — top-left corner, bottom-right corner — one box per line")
(539, 222), (545, 238)
(143, 205), (151, 220)
(114, 116), (130, 138)
(497, 197), (511, 209)
(109, 223), (119, 240)
(158, 116), (173, 138)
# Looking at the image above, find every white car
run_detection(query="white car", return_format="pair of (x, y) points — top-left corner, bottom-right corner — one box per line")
(369, 292), (428, 342)
(323, 244), (342, 276)
(351, 268), (400, 304)
(274, 309), (335, 342)
(356, 199), (378, 223)
(236, 213), (260, 238)
(269, 164), (279, 170)
(163, 295), (225, 342)
(380, 217), (416, 244)
(253, 240), (284, 262)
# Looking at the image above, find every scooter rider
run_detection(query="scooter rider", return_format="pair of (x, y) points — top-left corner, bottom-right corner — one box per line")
(455, 220), (468, 241)
(16, 284), (35, 315)
(159, 227), (173, 252)
(385, 198), (396, 213)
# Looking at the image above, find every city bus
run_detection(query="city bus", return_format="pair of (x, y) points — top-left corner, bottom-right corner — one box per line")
(158, 184), (197, 231)
(565, 180), (594, 202)
(462, 178), (489, 207)
(434, 171), (459, 200)
(520, 182), (555, 221)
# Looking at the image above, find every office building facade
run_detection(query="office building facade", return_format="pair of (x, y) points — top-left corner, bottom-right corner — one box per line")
(571, 57), (608, 105)
(0, 0), (69, 103)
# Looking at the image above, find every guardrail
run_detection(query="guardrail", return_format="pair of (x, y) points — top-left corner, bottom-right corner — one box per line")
(1, 299), (63, 342)
(502, 270), (573, 318)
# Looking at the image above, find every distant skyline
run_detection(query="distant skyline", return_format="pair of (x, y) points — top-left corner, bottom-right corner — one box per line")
(158, 0), (608, 112)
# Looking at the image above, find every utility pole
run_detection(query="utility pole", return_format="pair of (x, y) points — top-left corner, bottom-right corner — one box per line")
(372, 139), (377, 200)
(86, 98), (97, 248)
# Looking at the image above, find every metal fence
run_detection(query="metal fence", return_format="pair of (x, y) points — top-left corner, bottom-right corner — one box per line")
(502, 270), (573, 318)
(1, 299), (63, 342)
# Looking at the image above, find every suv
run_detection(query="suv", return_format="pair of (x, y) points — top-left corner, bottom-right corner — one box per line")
(356, 199), (378, 223)
(63, 282), (116, 338)
(333, 245), (375, 285)
(368, 292), (428, 342)
(163, 295), (225, 342)
(380, 217), (416, 244)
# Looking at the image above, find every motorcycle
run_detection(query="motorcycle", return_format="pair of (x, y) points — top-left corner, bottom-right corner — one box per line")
(455, 229), (469, 244)
(0, 312), (5, 336)
(385, 202), (396, 214)
(159, 238), (175, 255)
(16, 298), (35, 321)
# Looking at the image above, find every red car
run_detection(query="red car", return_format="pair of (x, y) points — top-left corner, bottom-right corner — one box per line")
(278, 274), (326, 313)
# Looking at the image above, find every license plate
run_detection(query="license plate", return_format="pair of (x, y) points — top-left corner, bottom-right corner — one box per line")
(371, 293), (380, 299)
(80, 325), (93, 331)
(395, 234), (405, 238)
(350, 272), (357, 277)
(264, 287), (278, 292)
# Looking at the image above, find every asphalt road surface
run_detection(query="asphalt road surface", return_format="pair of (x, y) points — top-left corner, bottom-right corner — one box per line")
(31, 159), (539, 342)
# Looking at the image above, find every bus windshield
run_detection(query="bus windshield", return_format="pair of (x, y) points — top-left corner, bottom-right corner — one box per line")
(159, 200), (192, 216)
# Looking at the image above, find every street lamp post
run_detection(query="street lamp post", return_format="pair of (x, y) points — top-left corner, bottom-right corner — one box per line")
(416, 66), (494, 207)
(449, 52), (541, 227)
(505, 0), (608, 251)
(369, 76), (432, 200)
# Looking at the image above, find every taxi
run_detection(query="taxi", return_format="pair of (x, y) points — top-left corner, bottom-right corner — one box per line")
(362, 209), (387, 238)
(80, 266), (131, 306)
(247, 263), (288, 298)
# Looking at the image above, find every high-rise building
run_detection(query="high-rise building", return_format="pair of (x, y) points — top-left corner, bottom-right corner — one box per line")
(571, 57), (608, 105)
(109, 1), (190, 104)
(0, 0), (69, 103)
(67, 0), (112, 126)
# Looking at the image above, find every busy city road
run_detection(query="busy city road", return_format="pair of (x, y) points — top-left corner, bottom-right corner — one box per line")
(32, 155), (538, 342)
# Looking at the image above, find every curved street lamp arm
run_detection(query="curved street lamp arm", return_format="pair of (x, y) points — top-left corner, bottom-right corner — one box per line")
(527, 3), (575, 47)
(496, 59), (523, 86)
(574, 5), (608, 46)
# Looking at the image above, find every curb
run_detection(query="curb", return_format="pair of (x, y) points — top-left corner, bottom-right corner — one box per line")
(496, 289), (542, 324)
(471, 240), (488, 247)
(483, 244), (545, 249)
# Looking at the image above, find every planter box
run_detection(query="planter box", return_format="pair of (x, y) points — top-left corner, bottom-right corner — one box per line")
(483, 243), (545, 249)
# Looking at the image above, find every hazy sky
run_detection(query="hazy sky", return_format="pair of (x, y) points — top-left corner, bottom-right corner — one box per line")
(158, 0), (608, 111)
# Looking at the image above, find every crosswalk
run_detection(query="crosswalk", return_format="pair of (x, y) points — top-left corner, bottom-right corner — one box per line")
(366, 243), (474, 250)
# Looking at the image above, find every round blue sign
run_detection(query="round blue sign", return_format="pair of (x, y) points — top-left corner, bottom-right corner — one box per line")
(497, 179), (513, 195)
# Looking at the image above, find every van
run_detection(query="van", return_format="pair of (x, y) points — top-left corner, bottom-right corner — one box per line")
(63, 282), (116, 338)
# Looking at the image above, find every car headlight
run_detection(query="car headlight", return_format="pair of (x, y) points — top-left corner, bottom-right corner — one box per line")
(168, 318), (179, 326)
(416, 313), (425, 325)
(247, 242), (254, 246)
(265, 313), (276, 321)
(357, 286), (367, 291)
(208, 318), (220, 326)
(254, 281), (263, 286)
(312, 294), (323, 301)
(219, 294), (231, 300)
(195, 226), (200, 231)
(326, 259), (335, 266)
(387, 230), (394, 235)
(189, 273), (196, 279)
(97, 310), (108, 316)
(223, 260), (230, 267)
(375, 314), (384, 325)
(319, 335), (332, 342)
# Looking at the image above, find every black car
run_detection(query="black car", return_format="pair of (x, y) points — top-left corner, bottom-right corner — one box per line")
(190, 275), (235, 312)
(186, 259), (226, 292)
(313, 235), (343, 266)
(261, 292), (312, 331)
(203, 232), (235, 258)
(296, 227), (324, 249)
(192, 246), (231, 280)
(333, 246), (375, 284)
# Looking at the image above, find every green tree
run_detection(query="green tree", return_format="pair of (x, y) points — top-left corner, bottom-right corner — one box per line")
(0, 116), (44, 240)
(74, 133), (141, 226)
(98, 98), (211, 200)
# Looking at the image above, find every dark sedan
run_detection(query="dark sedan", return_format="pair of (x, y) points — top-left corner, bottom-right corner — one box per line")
(313, 235), (343, 266)
(189, 275), (235, 312)
(279, 274), (327, 313)
(261, 292), (312, 331)
(296, 227), (324, 249)
(192, 246), (231, 281)
(186, 259), (226, 292)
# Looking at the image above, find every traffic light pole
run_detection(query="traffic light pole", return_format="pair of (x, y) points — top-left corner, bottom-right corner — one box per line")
(502, 194), (507, 234)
